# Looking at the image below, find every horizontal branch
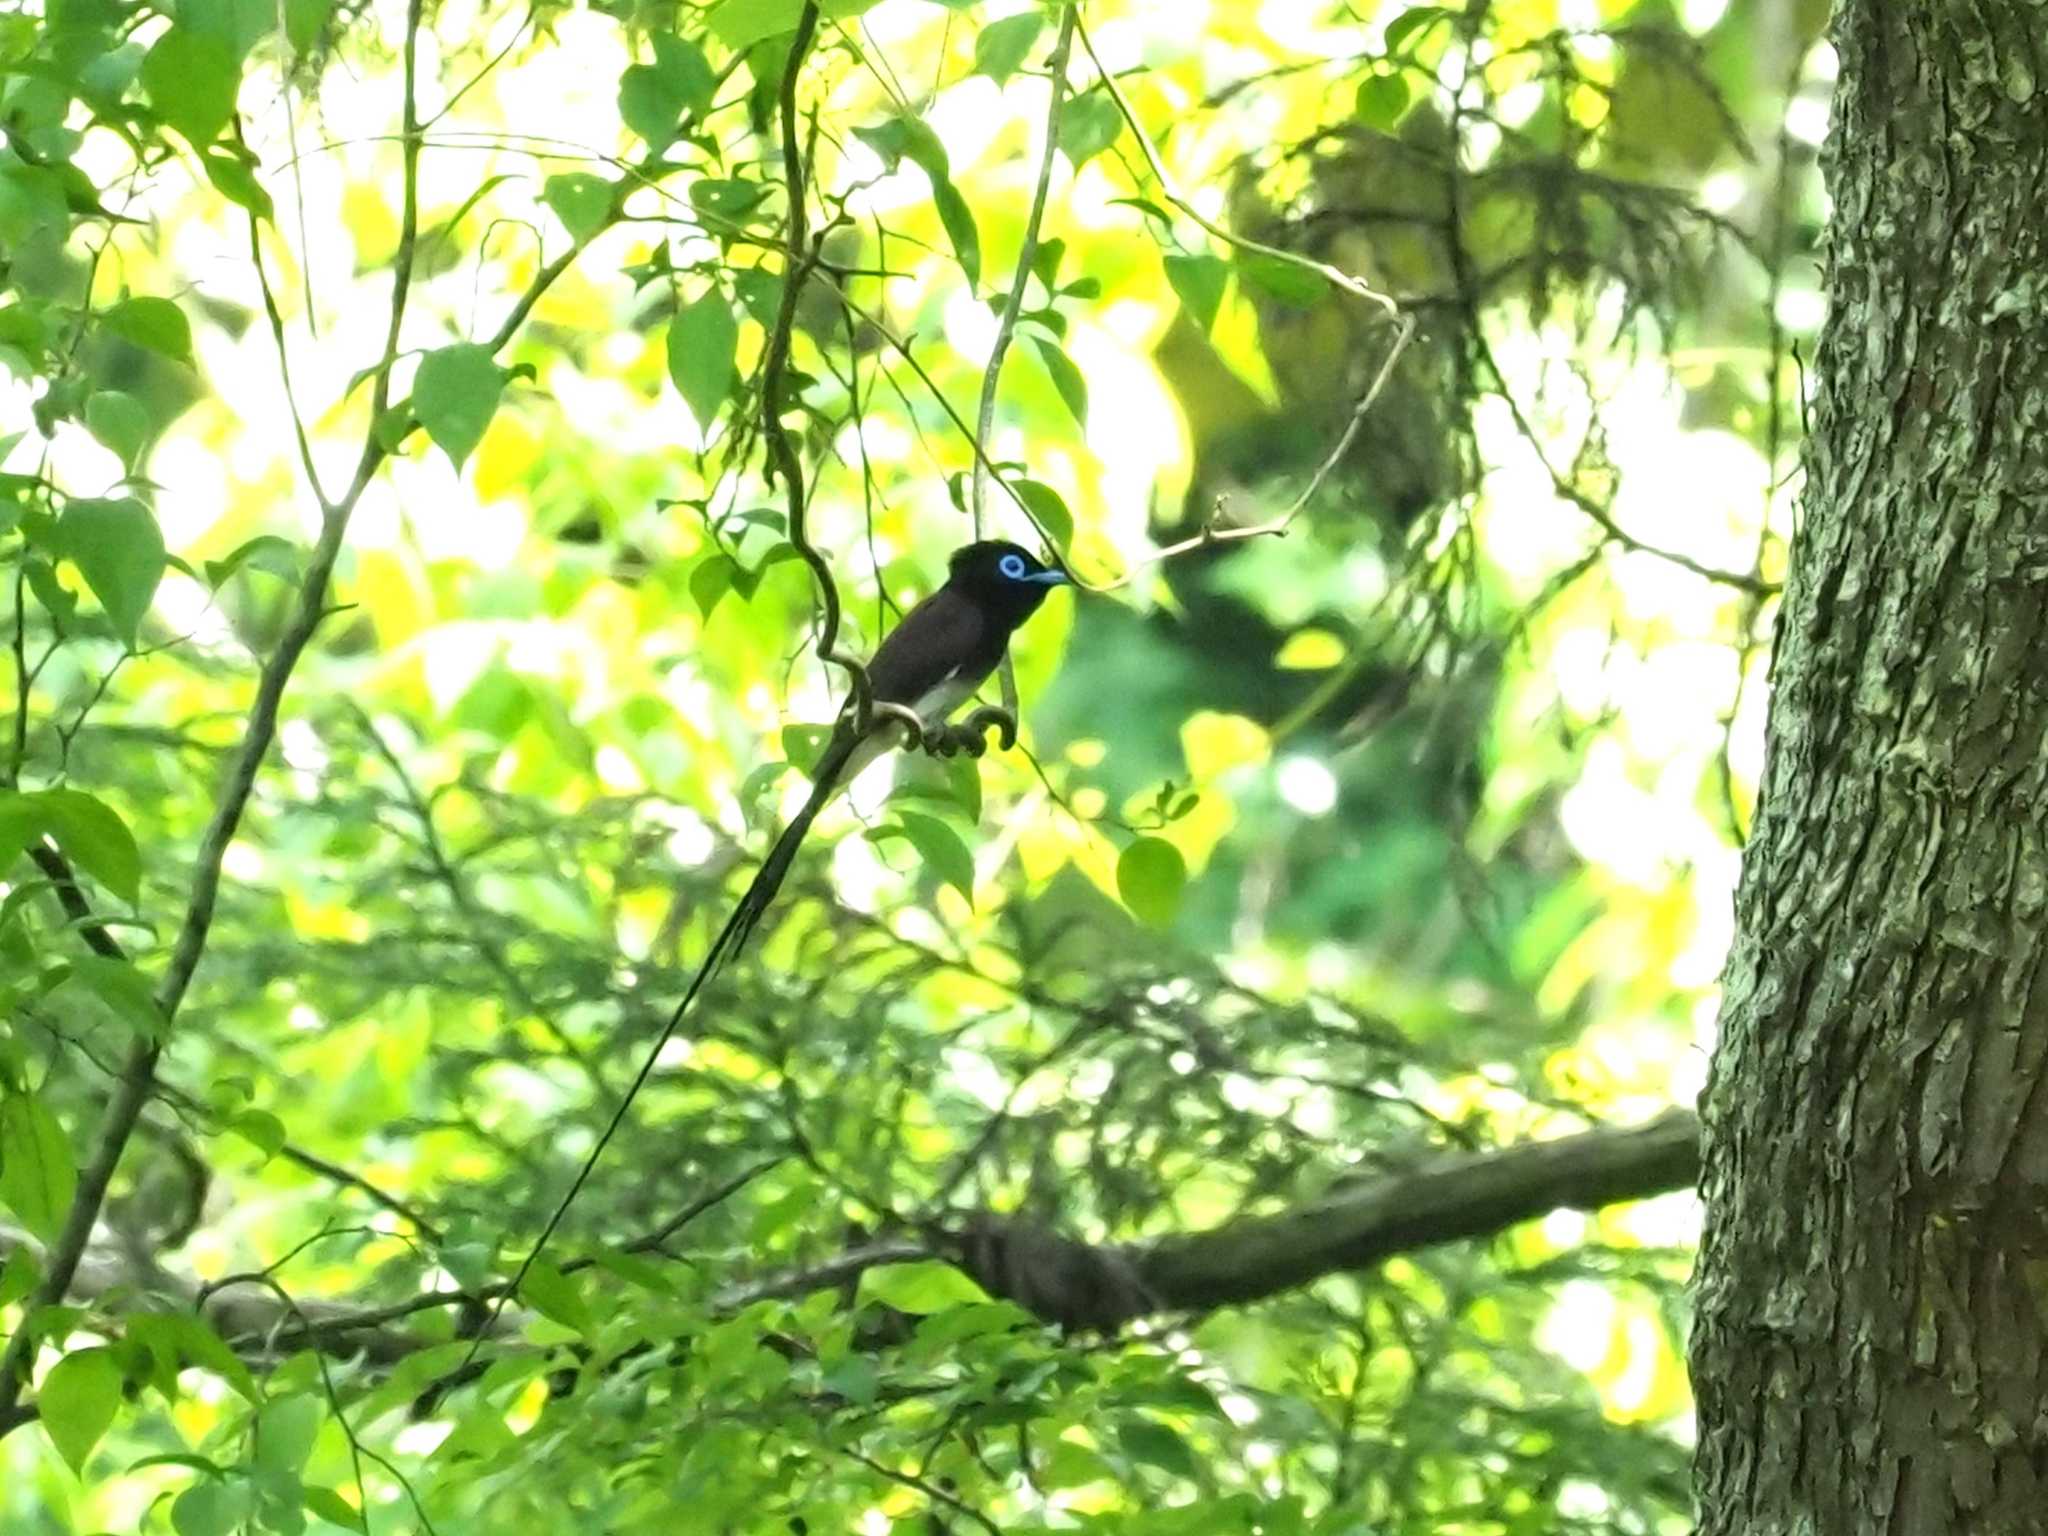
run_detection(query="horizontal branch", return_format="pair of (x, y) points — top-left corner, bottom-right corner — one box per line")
(0, 1111), (1700, 1387)
(1134, 1107), (1700, 1312)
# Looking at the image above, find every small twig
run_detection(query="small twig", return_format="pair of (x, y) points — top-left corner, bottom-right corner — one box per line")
(971, 6), (1078, 543)
(836, 1447), (1004, 1536)
(1073, 8), (1398, 320)
(618, 1157), (783, 1257)
(972, 5), (1078, 718)
(1103, 313), (1418, 585)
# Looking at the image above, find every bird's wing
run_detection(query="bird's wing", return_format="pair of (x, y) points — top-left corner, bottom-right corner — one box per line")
(866, 587), (999, 709)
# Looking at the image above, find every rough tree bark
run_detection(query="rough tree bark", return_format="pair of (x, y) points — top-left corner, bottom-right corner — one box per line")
(1692, 3), (2048, 1532)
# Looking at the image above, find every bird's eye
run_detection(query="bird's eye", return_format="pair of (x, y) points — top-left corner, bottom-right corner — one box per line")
(998, 553), (1028, 580)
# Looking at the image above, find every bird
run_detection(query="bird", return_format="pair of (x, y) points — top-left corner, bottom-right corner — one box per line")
(468, 539), (1071, 1359)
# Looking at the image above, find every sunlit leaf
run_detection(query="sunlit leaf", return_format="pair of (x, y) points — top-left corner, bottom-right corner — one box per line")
(1057, 91), (1122, 166)
(54, 497), (165, 646)
(859, 1260), (987, 1314)
(542, 172), (613, 242)
(1117, 836), (1185, 928)
(141, 27), (238, 147)
(710, 0), (879, 51)
(1163, 252), (1229, 332)
(200, 148), (273, 220)
(0, 1090), (75, 1244)
(39, 1347), (121, 1473)
(1007, 478), (1073, 551)
(413, 344), (506, 470)
(84, 390), (150, 466)
(884, 811), (976, 903)
(101, 297), (194, 365)
(853, 116), (981, 289)
(284, 0), (331, 53)
(172, 1477), (250, 1536)
(228, 1108), (286, 1162)
(1276, 629), (1346, 669)
(1031, 337), (1088, 427)
(973, 11), (1043, 83)
(35, 788), (141, 902)
(1355, 71), (1412, 129)
(301, 1487), (363, 1532)
(1237, 253), (1328, 306)
(667, 290), (739, 434)
(1385, 6), (1452, 55)
(520, 1259), (593, 1333)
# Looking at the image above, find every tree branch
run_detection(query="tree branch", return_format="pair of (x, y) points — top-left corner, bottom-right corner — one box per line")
(0, 1113), (1699, 1388)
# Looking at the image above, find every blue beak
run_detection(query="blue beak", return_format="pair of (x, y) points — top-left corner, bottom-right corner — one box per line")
(1023, 568), (1071, 586)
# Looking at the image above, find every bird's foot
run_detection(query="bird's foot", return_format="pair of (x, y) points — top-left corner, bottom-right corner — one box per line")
(869, 701), (928, 741)
(921, 706), (1018, 759)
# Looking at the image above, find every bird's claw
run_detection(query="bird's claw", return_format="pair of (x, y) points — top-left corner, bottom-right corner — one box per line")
(919, 706), (1018, 760)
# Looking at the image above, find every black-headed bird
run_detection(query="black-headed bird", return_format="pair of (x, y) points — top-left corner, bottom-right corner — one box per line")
(478, 539), (1071, 1346)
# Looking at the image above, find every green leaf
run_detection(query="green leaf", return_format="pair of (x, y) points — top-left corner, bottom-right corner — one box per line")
(84, 390), (150, 466)
(1237, 253), (1328, 307)
(883, 811), (976, 904)
(653, 34), (717, 114)
(621, 36), (715, 149)
(54, 497), (165, 646)
(519, 1259), (592, 1333)
(1354, 71), (1411, 130)
(1031, 338), (1088, 427)
(709, 0), (879, 51)
(1117, 836), (1186, 929)
(39, 1347), (121, 1473)
(255, 1394), (321, 1478)
(412, 343), (505, 470)
(541, 172), (613, 242)
(0, 1244), (39, 1307)
(619, 65), (684, 150)
(140, 27), (239, 147)
(136, 1311), (258, 1402)
(101, 297), (194, 365)
(858, 1260), (987, 1314)
(284, 0), (331, 53)
(973, 11), (1043, 83)
(1384, 6), (1451, 55)
(203, 534), (299, 589)
(228, 1107), (285, 1162)
(1008, 478), (1072, 551)
(667, 290), (739, 434)
(0, 167), (66, 248)
(0, 1091), (75, 1244)
(853, 117), (981, 290)
(733, 268), (784, 327)
(302, 1487), (363, 1532)
(62, 955), (164, 1037)
(1163, 252), (1229, 333)
(1117, 1418), (1198, 1479)
(780, 723), (834, 776)
(689, 177), (770, 224)
(1056, 91), (1122, 167)
(690, 551), (738, 615)
(200, 149), (273, 220)
(172, 1477), (250, 1536)
(35, 788), (140, 902)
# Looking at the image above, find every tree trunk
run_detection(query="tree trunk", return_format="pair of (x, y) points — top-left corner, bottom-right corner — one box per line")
(1691, 4), (2048, 1532)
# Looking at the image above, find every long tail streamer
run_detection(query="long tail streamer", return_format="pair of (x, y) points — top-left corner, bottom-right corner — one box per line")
(459, 728), (860, 1369)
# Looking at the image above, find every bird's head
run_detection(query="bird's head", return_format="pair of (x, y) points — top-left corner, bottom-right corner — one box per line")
(946, 539), (1071, 625)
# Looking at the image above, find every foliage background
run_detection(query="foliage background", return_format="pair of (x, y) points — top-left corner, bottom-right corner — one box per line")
(0, 0), (1825, 1527)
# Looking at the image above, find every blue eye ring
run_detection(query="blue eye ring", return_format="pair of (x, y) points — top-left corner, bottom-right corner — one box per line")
(998, 552), (1029, 580)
